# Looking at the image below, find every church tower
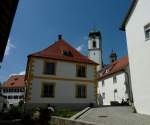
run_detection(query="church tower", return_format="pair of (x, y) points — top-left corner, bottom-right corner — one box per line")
(88, 30), (102, 71)
(109, 50), (117, 63)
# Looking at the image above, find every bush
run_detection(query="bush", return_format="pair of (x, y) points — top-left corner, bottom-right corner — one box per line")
(9, 101), (25, 119)
(110, 101), (120, 106)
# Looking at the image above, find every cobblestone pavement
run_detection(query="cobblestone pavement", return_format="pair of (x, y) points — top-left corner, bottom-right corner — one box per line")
(77, 106), (150, 125)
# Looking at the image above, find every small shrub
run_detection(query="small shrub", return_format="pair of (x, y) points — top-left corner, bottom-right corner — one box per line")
(110, 101), (120, 106)
(31, 107), (41, 120)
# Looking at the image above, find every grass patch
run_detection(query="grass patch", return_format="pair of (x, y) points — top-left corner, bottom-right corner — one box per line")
(53, 109), (79, 118)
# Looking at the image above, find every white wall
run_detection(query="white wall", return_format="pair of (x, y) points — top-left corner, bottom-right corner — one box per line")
(30, 79), (95, 104)
(29, 58), (96, 104)
(88, 50), (102, 71)
(98, 73), (127, 105)
(33, 58), (95, 80)
(1, 89), (25, 106)
(88, 37), (100, 50)
(125, 0), (150, 114)
(88, 36), (102, 71)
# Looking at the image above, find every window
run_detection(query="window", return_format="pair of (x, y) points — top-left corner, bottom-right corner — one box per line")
(14, 88), (19, 92)
(105, 69), (109, 73)
(10, 82), (15, 86)
(3, 89), (8, 93)
(20, 88), (24, 92)
(8, 96), (13, 99)
(76, 65), (86, 77)
(43, 62), (56, 75)
(114, 89), (118, 101)
(42, 83), (55, 97)
(76, 85), (87, 98)
(93, 40), (96, 48)
(4, 96), (7, 99)
(19, 95), (24, 99)
(113, 76), (117, 83)
(14, 96), (18, 99)
(102, 92), (105, 99)
(144, 23), (150, 40)
(9, 88), (14, 92)
(102, 80), (105, 87)
(63, 50), (72, 57)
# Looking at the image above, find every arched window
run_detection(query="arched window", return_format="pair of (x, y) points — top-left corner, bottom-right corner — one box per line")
(93, 40), (96, 48)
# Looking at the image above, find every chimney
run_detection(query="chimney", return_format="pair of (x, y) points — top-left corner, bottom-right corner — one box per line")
(58, 34), (62, 40)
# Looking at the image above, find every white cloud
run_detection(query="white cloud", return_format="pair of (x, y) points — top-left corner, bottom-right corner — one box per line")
(18, 71), (25, 75)
(76, 44), (84, 52)
(5, 39), (16, 56)
(9, 70), (25, 77)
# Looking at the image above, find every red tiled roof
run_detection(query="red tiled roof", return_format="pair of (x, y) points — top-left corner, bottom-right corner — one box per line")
(2, 75), (25, 88)
(29, 39), (97, 65)
(97, 56), (128, 80)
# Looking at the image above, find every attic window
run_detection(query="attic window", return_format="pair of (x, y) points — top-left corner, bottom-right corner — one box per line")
(105, 69), (109, 73)
(14, 78), (18, 81)
(63, 50), (72, 57)
(10, 82), (15, 86)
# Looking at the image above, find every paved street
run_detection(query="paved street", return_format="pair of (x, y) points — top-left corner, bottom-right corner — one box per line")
(77, 106), (150, 125)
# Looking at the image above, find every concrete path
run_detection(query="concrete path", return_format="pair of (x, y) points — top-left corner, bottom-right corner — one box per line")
(77, 106), (150, 125)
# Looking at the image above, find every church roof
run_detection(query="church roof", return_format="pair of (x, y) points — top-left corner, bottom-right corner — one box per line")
(1, 75), (25, 88)
(29, 38), (98, 65)
(97, 56), (128, 80)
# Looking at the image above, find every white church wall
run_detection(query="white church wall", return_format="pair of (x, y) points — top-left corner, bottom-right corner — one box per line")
(125, 0), (150, 115)
(98, 72), (127, 105)
(88, 32), (102, 71)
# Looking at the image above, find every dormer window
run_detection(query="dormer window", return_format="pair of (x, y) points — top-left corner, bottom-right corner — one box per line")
(10, 82), (15, 86)
(105, 69), (109, 73)
(14, 78), (18, 81)
(63, 50), (72, 57)
(93, 40), (96, 48)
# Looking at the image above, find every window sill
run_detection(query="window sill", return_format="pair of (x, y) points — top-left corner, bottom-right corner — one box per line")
(43, 73), (56, 76)
(76, 76), (86, 78)
(76, 97), (87, 99)
(41, 96), (55, 98)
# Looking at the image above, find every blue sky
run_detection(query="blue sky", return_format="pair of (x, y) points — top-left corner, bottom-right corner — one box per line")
(0, 0), (131, 82)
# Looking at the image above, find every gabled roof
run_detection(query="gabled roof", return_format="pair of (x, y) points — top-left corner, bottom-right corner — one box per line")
(2, 75), (25, 88)
(29, 39), (98, 65)
(120, 0), (138, 31)
(97, 56), (128, 80)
